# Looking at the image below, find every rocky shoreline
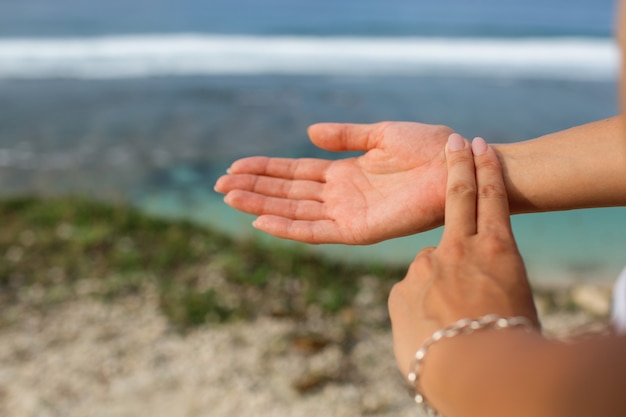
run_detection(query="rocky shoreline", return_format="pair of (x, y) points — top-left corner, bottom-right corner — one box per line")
(0, 280), (613, 417)
(0, 197), (616, 417)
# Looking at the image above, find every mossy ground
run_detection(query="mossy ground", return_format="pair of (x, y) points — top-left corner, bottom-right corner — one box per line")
(0, 196), (406, 329)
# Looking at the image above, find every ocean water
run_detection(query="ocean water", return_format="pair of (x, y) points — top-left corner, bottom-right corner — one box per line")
(0, 0), (624, 283)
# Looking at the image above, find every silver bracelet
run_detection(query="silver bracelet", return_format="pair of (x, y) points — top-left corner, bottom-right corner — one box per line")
(407, 314), (535, 417)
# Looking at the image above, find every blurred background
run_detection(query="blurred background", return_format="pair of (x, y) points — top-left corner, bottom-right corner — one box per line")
(0, 0), (624, 283)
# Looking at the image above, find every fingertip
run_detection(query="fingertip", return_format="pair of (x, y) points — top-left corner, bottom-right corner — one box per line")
(307, 123), (322, 136)
(309, 122), (373, 152)
(307, 122), (337, 147)
(307, 122), (336, 136)
(471, 137), (488, 156)
(214, 175), (233, 194)
(446, 133), (466, 152)
(224, 189), (246, 207)
(226, 159), (242, 174)
(252, 215), (276, 234)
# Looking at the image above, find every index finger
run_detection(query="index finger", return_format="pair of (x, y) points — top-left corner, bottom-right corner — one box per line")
(227, 156), (330, 182)
(472, 137), (513, 235)
(442, 133), (477, 239)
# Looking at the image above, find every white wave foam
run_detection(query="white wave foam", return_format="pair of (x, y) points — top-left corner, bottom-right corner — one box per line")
(0, 34), (618, 80)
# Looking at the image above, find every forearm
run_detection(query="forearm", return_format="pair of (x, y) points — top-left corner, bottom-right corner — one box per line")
(422, 330), (626, 417)
(493, 116), (626, 214)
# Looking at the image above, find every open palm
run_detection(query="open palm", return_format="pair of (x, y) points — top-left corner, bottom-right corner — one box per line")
(214, 121), (454, 244)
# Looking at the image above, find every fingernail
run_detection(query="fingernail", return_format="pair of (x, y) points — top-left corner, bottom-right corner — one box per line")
(226, 168), (232, 174)
(471, 137), (488, 156)
(447, 133), (465, 151)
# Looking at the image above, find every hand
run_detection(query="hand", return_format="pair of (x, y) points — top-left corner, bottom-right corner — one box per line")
(214, 121), (454, 244)
(387, 134), (538, 404)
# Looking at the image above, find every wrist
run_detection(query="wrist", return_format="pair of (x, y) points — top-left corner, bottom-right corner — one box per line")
(420, 325), (546, 417)
(492, 117), (626, 214)
(491, 142), (537, 214)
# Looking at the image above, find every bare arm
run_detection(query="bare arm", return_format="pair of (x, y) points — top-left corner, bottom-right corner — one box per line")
(215, 117), (626, 244)
(422, 329), (626, 417)
(498, 116), (626, 214)
(388, 133), (626, 417)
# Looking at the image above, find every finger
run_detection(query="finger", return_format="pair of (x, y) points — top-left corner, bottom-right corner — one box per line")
(472, 137), (513, 235)
(224, 190), (327, 221)
(227, 156), (331, 182)
(401, 248), (435, 289)
(308, 122), (384, 152)
(253, 216), (341, 243)
(442, 133), (477, 239)
(214, 174), (324, 202)
(416, 246), (436, 257)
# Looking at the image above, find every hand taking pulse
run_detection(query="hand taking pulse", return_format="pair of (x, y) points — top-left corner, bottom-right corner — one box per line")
(388, 134), (539, 415)
(215, 122), (454, 244)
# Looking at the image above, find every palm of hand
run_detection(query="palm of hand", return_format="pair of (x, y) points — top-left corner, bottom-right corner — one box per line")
(215, 121), (453, 244)
(318, 122), (451, 243)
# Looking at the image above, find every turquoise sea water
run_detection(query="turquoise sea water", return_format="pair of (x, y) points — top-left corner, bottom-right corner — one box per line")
(0, 0), (624, 283)
(141, 192), (626, 285)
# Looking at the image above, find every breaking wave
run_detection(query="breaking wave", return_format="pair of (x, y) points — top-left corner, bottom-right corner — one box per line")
(0, 34), (618, 80)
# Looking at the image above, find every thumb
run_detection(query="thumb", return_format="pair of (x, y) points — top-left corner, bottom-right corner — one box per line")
(307, 122), (380, 152)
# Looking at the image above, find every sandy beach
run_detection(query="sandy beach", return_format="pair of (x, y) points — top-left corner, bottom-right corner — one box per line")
(0, 280), (611, 417)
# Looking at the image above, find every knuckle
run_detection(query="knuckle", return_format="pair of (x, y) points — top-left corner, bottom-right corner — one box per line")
(481, 233), (515, 255)
(388, 281), (404, 303)
(475, 155), (500, 169)
(250, 175), (262, 192)
(447, 181), (476, 198)
(372, 121), (394, 140)
(474, 152), (503, 174)
(478, 183), (506, 200)
(417, 246), (436, 256)
(411, 248), (434, 264)
(407, 256), (424, 274)
(405, 252), (433, 280)
(388, 280), (410, 315)
(387, 284), (398, 314)
(438, 239), (465, 260)
(449, 151), (474, 166)
(443, 241), (466, 259)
